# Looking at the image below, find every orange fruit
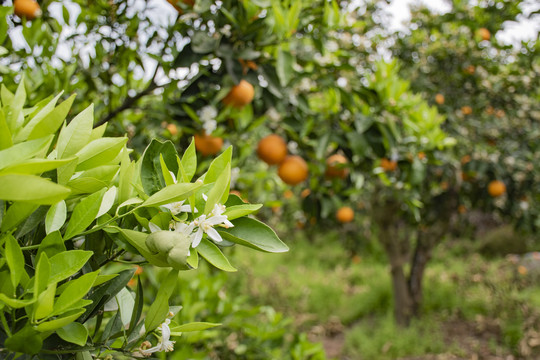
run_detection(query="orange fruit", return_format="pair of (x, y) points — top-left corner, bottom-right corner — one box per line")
(458, 205), (467, 214)
(300, 188), (311, 198)
(465, 65), (475, 75)
(257, 134), (288, 165)
(435, 93), (445, 105)
(461, 106), (473, 115)
(166, 123), (178, 136)
(194, 133), (223, 156)
(325, 154), (349, 179)
(417, 152), (426, 160)
(167, 0), (194, 12)
(278, 155), (309, 185)
(283, 190), (294, 199)
(380, 158), (397, 172)
(488, 180), (506, 197)
(14, 0), (41, 20)
(495, 109), (505, 118)
(336, 206), (354, 223)
(222, 80), (255, 109)
(478, 28), (491, 41)
(461, 155), (471, 164)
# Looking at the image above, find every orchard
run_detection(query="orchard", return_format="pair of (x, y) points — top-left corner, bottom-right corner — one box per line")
(0, 0), (539, 359)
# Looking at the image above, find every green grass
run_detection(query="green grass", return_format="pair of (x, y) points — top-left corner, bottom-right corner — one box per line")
(224, 230), (540, 359)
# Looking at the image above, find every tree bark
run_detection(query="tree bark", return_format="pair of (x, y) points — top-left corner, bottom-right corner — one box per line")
(390, 262), (413, 326)
(408, 231), (432, 317)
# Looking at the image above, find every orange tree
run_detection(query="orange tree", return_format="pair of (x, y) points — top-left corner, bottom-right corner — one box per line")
(390, 0), (540, 235)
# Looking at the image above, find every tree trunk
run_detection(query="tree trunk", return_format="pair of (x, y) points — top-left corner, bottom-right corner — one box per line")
(408, 231), (432, 317)
(390, 262), (413, 326)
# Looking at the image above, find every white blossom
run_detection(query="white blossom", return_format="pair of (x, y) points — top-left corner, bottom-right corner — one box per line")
(190, 195), (234, 248)
(140, 319), (175, 356)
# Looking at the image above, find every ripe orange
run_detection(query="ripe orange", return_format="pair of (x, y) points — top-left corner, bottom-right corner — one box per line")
(14, 0), (41, 20)
(478, 28), (491, 41)
(336, 206), (354, 223)
(461, 106), (473, 115)
(194, 133), (223, 156)
(257, 134), (288, 165)
(300, 188), (311, 198)
(283, 190), (294, 199)
(461, 154), (471, 164)
(167, 0), (194, 12)
(488, 180), (506, 197)
(166, 123), (178, 136)
(380, 158), (397, 172)
(222, 80), (255, 109)
(435, 93), (445, 105)
(465, 65), (475, 75)
(325, 154), (349, 179)
(278, 155), (309, 185)
(417, 152), (426, 160)
(458, 205), (467, 214)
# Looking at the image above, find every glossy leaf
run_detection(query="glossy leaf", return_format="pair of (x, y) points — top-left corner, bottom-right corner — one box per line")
(0, 174), (71, 205)
(219, 217), (289, 253)
(45, 200), (67, 234)
(197, 238), (237, 272)
(5, 234), (24, 290)
(145, 269), (178, 333)
(48, 250), (93, 284)
(57, 322), (88, 347)
(64, 188), (106, 239)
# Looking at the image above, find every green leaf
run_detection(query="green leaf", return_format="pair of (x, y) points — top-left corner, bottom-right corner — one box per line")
(203, 146), (232, 184)
(56, 104), (94, 158)
(34, 252), (51, 301)
(128, 276), (144, 338)
(5, 234), (24, 290)
(34, 282), (57, 320)
(113, 287), (135, 327)
(160, 154), (176, 186)
(5, 325), (42, 354)
(0, 157), (77, 175)
(116, 228), (169, 267)
(204, 162), (231, 214)
(28, 94), (76, 140)
(48, 250), (93, 284)
(97, 186), (117, 218)
(180, 137), (197, 182)
(145, 269), (179, 333)
(0, 108), (12, 150)
(223, 204), (262, 220)
(170, 322), (221, 335)
(64, 188), (107, 239)
(0, 174), (71, 205)
(76, 351), (93, 360)
(141, 182), (203, 208)
(14, 92), (63, 142)
(276, 47), (294, 87)
(0, 202), (38, 232)
(219, 217), (289, 253)
(89, 122), (107, 142)
(52, 271), (99, 316)
(75, 137), (127, 171)
(37, 231), (66, 259)
(0, 294), (35, 308)
(45, 200), (67, 234)
(57, 322), (88, 346)
(93, 274), (118, 287)
(0, 135), (53, 171)
(140, 139), (180, 195)
(35, 308), (86, 332)
(197, 239), (237, 272)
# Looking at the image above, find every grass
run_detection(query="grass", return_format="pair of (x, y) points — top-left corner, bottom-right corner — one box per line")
(225, 229), (540, 359)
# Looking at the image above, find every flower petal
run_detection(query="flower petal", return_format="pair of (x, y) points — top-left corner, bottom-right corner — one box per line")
(206, 227), (223, 242)
(191, 228), (203, 248)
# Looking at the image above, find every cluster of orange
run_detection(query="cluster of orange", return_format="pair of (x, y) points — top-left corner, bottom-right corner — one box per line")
(256, 134), (309, 186)
(193, 79), (255, 156)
